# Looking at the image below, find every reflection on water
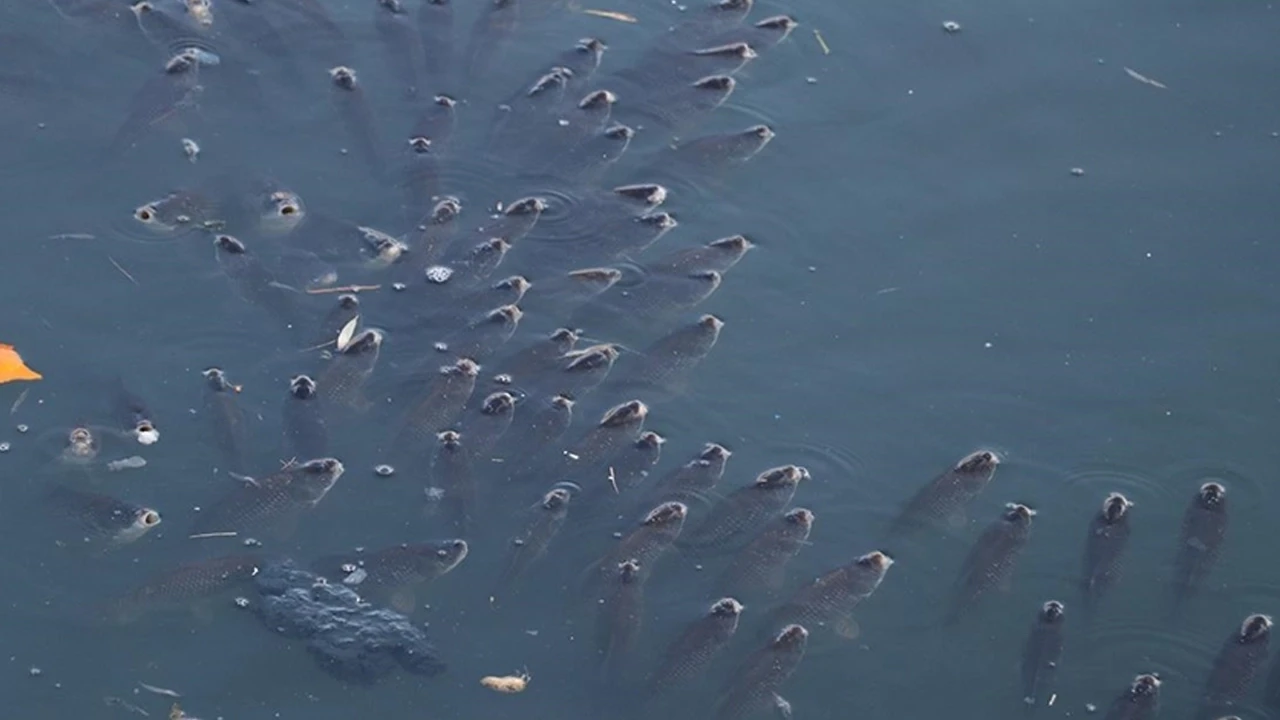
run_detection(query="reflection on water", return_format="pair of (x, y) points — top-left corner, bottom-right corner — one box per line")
(2, 0), (1280, 718)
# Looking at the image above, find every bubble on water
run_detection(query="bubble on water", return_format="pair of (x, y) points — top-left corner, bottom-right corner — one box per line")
(342, 568), (368, 586)
(425, 265), (453, 284)
(0, 442), (10, 453)
(233, 596), (250, 608)
(16, 424), (28, 434)
(374, 464), (395, 477)
(243, 537), (262, 547)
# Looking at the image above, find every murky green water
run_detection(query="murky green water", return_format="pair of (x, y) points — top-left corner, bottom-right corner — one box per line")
(2, 0), (1279, 718)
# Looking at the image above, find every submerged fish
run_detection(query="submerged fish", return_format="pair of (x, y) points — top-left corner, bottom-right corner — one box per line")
(1081, 492), (1133, 614)
(107, 48), (204, 158)
(1200, 614), (1271, 718)
(888, 450), (1001, 538)
(328, 66), (383, 178)
(1172, 481), (1228, 609)
(585, 502), (687, 595)
(499, 393), (575, 469)
(492, 488), (572, 599)
(212, 234), (304, 329)
(681, 465), (807, 550)
(716, 508), (814, 600)
(948, 503), (1036, 623)
(1021, 600), (1066, 709)
(643, 442), (732, 510)
(645, 235), (754, 275)
(45, 485), (162, 547)
(460, 391), (516, 461)
(595, 558), (645, 681)
(112, 376), (160, 445)
(202, 367), (249, 475)
(282, 374), (328, 459)
(535, 399), (648, 486)
(761, 551), (893, 640)
(312, 539), (468, 614)
(606, 314), (725, 400)
(374, 0), (424, 97)
(647, 597), (744, 696)
(434, 430), (476, 537)
(104, 553), (263, 624)
(603, 431), (666, 496)
(716, 623), (808, 720)
(400, 358), (481, 448)
(191, 457), (344, 535)
(1102, 673), (1161, 720)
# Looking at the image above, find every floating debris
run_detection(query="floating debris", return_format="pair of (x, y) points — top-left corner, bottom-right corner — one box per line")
(181, 138), (200, 163)
(305, 284), (381, 295)
(107, 455), (148, 472)
(188, 531), (238, 540)
(813, 29), (830, 55)
(481, 670), (531, 693)
(942, 20), (962, 33)
(374, 464), (395, 477)
(104, 696), (150, 716)
(1123, 66), (1167, 89)
(336, 316), (361, 352)
(138, 682), (182, 698)
(1070, 167), (1085, 177)
(581, 8), (636, 22)
(108, 255), (139, 286)
(0, 344), (42, 384)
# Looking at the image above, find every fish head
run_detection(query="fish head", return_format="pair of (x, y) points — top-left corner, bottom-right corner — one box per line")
(485, 304), (523, 328)
(408, 135), (433, 154)
(1101, 492), (1133, 523)
(567, 268), (623, 294)
(744, 124), (775, 144)
(773, 623), (808, 648)
(637, 211), (678, 233)
(213, 233), (247, 256)
(133, 419), (160, 445)
(1129, 674), (1160, 697)
(494, 275), (533, 297)
(600, 399), (647, 428)
(341, 329), (384, 356)
(64, 426), (99, 460)
(447, 357), (481, 379)
(756, 464), (808, 489)
(699, 442), (732, 464)
(431, 196), (463, 225)
(641, 501), (687, 528)
(482, 391), (516, 417)
(613, 183), (667, 209)
(424, 539), (469, 573)
(436, 429), (463, 452)
(956, 449), (1000, 475)
(693, 74), (735, 95)
(755, 14), (799, 38)
(1240, 614), (1272, 643)
(542, 488), (572, 512)
(1003, 503), (1036, 525)
(710, 597), (744, 617)
(697, 314), (726, 335)
(1040, 600), (1065, 623)
(784, 507), (815, 529)
(710, 233), (755, 253)
(504, 196), (547, 218)
(202, 367), (236, 393)
(1198, 481), (1227, 509)
(328, 66), (358, 90)
(125, 506), (163, 536)
(550, 394), (575, 412)
(287, 458), (344, 504)
(855, 550), (894, 574)
(289, 375), (318, 400)
(577, 89), (616, 113)
(635, 431), (665, 451)
(617, 558), (642, 582)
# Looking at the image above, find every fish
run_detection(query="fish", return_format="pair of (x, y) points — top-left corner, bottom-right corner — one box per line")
(57, 426), (102, 466)
(572, 269), (721, 340)
(113, 376), (161, 445)
(434, 430), (476, 537)
(358, 226), (410, 268)
(644, 235), (754, 275)
(624, 74), (736, 136)
(530, 343), (622, 399)
(132, 188), (219, 237)
(887, 450), (1002, 538)
(706, 14), (798, 52)
(202, 368), (249, 476)
(103, 554), (263, 625)
(492, 487), (572, 599)
(44, 485), (162, 547)
(647, 597), (744, 695)
(282, 375), (328, 459)
(563, 123), (634, 182)
(404, 196), (464, 273)
(462, 0), (519, 84)
(106, 48), (204, 159)
(1199, 614), (1271, 719)
(328, 66), (383, 179)
(1021, 600), (1066, 709)
(595, 558), (645, 682)
(671, 124), (775, 170)
(487, 67), (575, 159)
(460, 391), (516, 462)
(716, 623), (808, 720)
(490, 327), (580, 387)
(401, 95), (458, 224)
(1081, 492), (1133, 614)
(190, 457), (344, 536)
(1102, 673), (1161, 720)
(584, 502), (687, 597)
(417, 0), (453, 80)
(211, 234), (304, 329)
(681, 465), (807, 550)
(667, 0), (755, 48)
(437, 305), (523, 361)
(534, 400), (648, 484)
(716, 508), (814, 600)
(761, 551), (893, 640)
(519, 268), (623, 318)
(499, 393), (574, 469)
(400, 357), (481, 448)
(435, 237), (512, 290)
(643, 442), (732, 511)
(605, 431), (666, 495)
(517, 89), (620, 173)
(316, 328), (383, 411)
(374, 0), (424, 97)
(311, 539), (469, 614)
(948, 503), (1036, 623)
(605, 314), (724, 400)
(1172, 481), (1228, 609)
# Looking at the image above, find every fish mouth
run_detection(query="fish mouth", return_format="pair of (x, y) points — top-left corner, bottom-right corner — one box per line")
(137, 509), (162, 528)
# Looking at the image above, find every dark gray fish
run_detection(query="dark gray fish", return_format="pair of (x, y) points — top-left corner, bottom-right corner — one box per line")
(400, 358), (481, 448)
(438, 305), (523, 361)
(461, 391), (516, 461)
(948, 503), (1036, 623)
(887, 449), (1002, 538)
(644, 442), (732, 510)
(212, 234), (304, 329)
(537, 400), (648, 485)
(434, 442), (476, 542)
(191, 457), (344, 535)
(463, 0), (519, 83)
(762, 551), (893, 639)
(417, 0), (452, 79)
(556, 122), (635, 182)
(607, 314), (724, 400)
(1200, 614), (1271, 718)
(491, 327), (580, 386)
(433, 237), (512, 290)
(518, 89), (619, 172)
(407, 195), (463, 267)
(606, 431), (666, 494)
(625, 75), (736, 135)
(358, 226), (410, 268)
(112, 376), (160, 445)
(575, 269), (722, 337)
(132, 188), (219, 237)
(312, 539), (469, 614)
(1081, 492), (1133, 614)
(374, 0), (424, 97)
(493, 487), (572, 599)
(520, 268), (622, 318)
(499, 393), (574, 468)
(401, 95), (457, 223)
(647, 597), (744, 695)
(452, 197), (547, 253)
(667, 0), (754, 48)
(716, 622), (808, 720)
(328, 66), (384, 179)
(56, 426), (102, 466)
(316, 328), (383, 411)
(102, 553), (263, 625)
(202, 367), (249, 475)
(681, 465), (807, 550)
(1172, 481), (1228, 608)
(585, 502), (687, 593)
(1102, 674), (1161, 720)
(1021, 600), (1066, 709)
(619, 41), (756, 92)
(645, 235), (754, 275)
(107, 48), (203, 157)
(595, 558), (645, 680)
(282, 375), (328, 459)
(664, 124), (776, 172)
(45, 485), (162, 547)
(532, 342), (622, 399)
(716, 508), (813, 600)
(315, 293), (360, 348)
(706, 14), (798, 53)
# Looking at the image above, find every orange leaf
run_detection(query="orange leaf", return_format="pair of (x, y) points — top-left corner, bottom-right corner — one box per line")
(0, 344), (42, 384)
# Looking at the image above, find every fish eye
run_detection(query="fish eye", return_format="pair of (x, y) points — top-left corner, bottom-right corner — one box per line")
(140, 510), (161, 527)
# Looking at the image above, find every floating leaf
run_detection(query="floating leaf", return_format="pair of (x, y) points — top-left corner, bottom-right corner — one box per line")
(0, 344), (41, 384)
(582, 8), (637, 22)
(1123, 67), (1167, 89)
(336, 315), (360, 352)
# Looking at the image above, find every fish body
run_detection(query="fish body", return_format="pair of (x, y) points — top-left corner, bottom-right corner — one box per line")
(762, 551), (893, 639)
(606, 431), (666, 494)
(648, 597), (743, 695)
(888, 450), (1001, 538)
(212, 234), (303, 329)
(646, 235), (754, 275)
(438, 304), (523, 361)
(45, 485), (162, 547)
(461, 391), (516, 462)
(595, 558), (645, 680)
(1081, 492), (1133, 613)
(948, 503), (1036, 623)
(1172, 482), (1228, 608)
(107, 48), (203, 157)
(191, 457), (344, 535)
(717, 508), (813, 599)
(586, 502), (687, 595)
(538, 400), (647, 483)
(312, 539), (468, 611)
(608, 314), (724, 399)
(532, 343), (621, 399)
(282, 375), (328, 459)
(682, 465), (806, 549)
(112, 377), (160, 445)
(434, 430), (476, 536)
(374, 0), (424, 97)
(105, 554), (263, 624)
(716, 623), (808, 720)
(500, 393), (574, 469)
(1200, 614), (1271, 718)
(417, 0), (453, 80)
(202, 368), (249, 475)
(663, 125), (775, 174)
(493, 488), (571, 598)
(491, 327), (579, 387)
(1103, 674), (1161, 720)
(400, 357), (481, 448)
(645, 442), (732, 510)
(1021, 601), (1066, 709)
(328, 66), (384, 179)
(317, 328), (382, 411)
